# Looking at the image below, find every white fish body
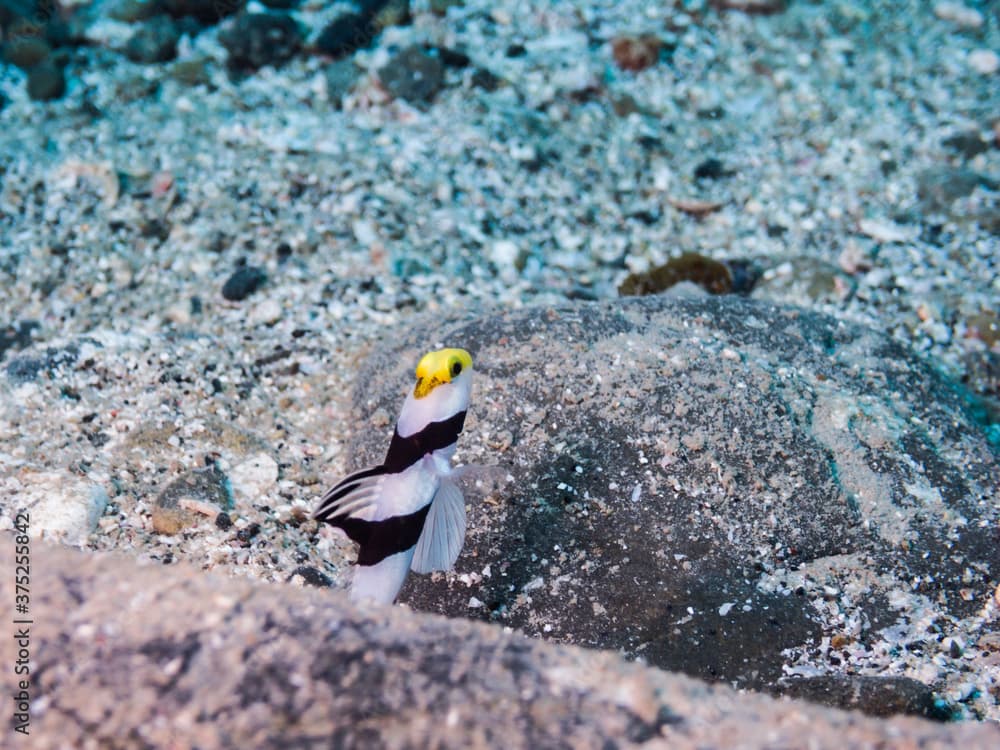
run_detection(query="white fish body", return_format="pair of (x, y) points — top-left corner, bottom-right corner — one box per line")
(313, 348), (473, 604)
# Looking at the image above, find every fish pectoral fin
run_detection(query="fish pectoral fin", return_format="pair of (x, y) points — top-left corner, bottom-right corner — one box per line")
(313, 466), (385, 522)
(410, 479), (466, 574)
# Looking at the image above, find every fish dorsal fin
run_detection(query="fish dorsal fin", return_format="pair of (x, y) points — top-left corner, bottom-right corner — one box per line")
(312, 466), (385, 522)
(410, 478), (466, 574)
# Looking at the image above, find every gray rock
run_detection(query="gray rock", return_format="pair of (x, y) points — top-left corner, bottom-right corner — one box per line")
(360, 0), (410, 30)
(5, 341), (79, 383)
(20, 541), (1000, 749)
(107, 0), (165, 23)
(161, 0), (244, 24)
(378, 45), (444, 103)
(218, 12), (303, 71)
(470, 66), (502, 91)
(323, 58), (360, 106)
(17, 471), (108, 546)
(123, 15), (180, 64)
(26, 61), (66, 101)
(167, 57), (211, 86)
(917, 166), (996, 214)
(0, 320), (39, 361)
(228, 451), (278, 503)
(221, 265), (267, 301)
(153, 464), (233, 535)
(942, 130), (990, 160)
(337, 296), (999, 711)
(314, 12), (375, 58)
(2, 34), (50, 69)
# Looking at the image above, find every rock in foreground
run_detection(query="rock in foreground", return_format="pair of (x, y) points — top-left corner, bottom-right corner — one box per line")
(19, 542), (1000, 749)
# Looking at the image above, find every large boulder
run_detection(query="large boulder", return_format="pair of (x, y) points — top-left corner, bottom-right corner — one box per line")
(338, 295), (999, 706)
(18, 542), (1000, 748)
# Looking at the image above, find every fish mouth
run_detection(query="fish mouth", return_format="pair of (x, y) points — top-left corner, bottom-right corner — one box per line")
(413, 376), (444, 399)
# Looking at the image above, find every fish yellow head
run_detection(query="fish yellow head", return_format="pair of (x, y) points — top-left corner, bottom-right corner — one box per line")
(413, 348), (473, 399)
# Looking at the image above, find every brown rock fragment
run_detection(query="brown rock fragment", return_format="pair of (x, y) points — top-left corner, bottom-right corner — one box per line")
(611, 34), (663, 72)
(152, 464), (232, 535)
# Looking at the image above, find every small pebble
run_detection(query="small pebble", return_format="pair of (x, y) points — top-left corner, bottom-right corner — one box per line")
(237, 522), (262, 545)
(916, 166), (987, 213)
(837, 239), (872, 274)
(162, 0), (241, 23)
(366, 0), (411, 31)
(164, 301), (192, 325)
(611, 93), (640, 117)
(324, 59), (361, 105)
(378, 46), (445, 103)
(965, 312), (1000, 348)
(222, 266), (267, 301)
(934, 2), (983, 29)
(249, 298), (283, 326)
(471, 68), (502, 92)
(229, 452), (279, 500)
(288, 566), (332, 587)
(168, 58), (212, 87)
(693, 158), (729, 180)
(27, 62), (66, 101)
(3, 35), (51, 70)
(946, 638), (964, 658)
(0, 320), (39, 360)
(20, 472), (108, 546)
(433, 45), (471, 69)
(967, 49), (999, 76)
(108, 0), (164, 23)
(314, 13), (376, 59)
(611, 35), (662, 72)
(858, 218), (917, 244)
(219, 12), (303, 71)
(490, 239), (522, 274)
(942, 130), (989, 159)
(153, 465), (232, 535)
(124, 16), (180, 64)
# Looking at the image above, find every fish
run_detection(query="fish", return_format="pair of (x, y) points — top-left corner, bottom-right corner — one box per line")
(313, 348), (474, 605)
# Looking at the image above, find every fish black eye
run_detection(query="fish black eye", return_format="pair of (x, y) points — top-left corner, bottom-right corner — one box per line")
(450, 360), (462, 377)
